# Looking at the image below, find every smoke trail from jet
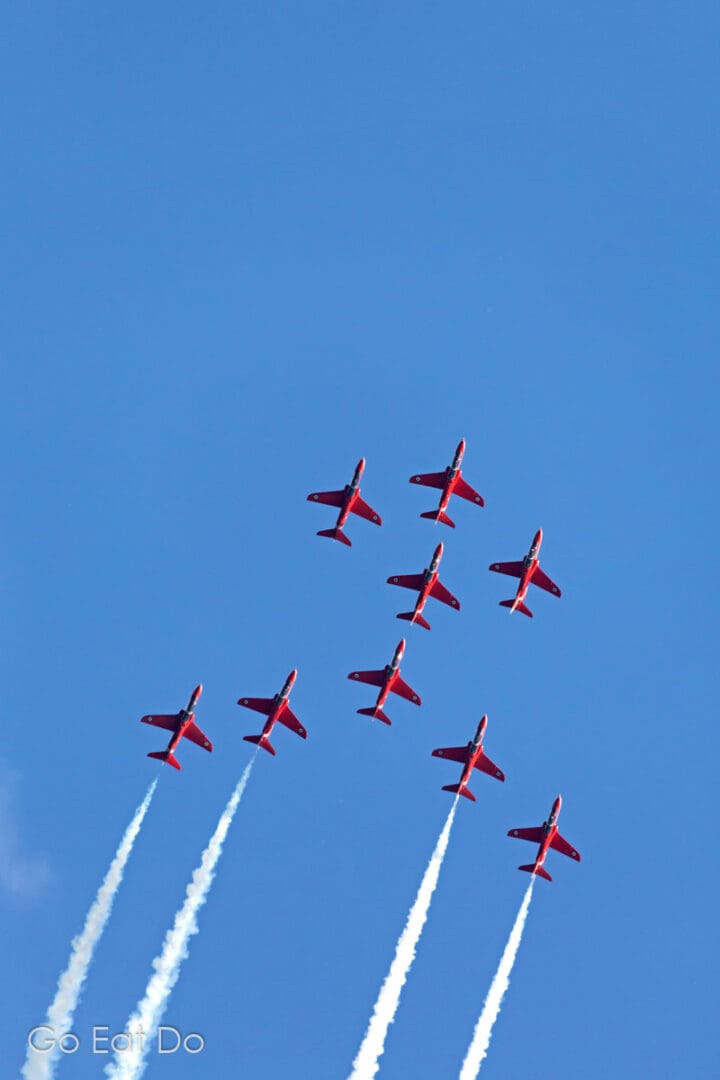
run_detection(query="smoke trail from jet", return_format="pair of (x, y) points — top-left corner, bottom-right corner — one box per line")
(22, 780), (158, 1080)
(105, 760), (254, 1080)
(458, 880), (535, 1079)
(349, 800), (458, 1080)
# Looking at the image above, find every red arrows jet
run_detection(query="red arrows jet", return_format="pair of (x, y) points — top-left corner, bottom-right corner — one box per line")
(348, 638), (421, 725)
(508, 795), (581, 882)
(141, 684), (212, 771)
(387, 542), (459, 630)
(238, 669), (306, 756)
(431, 715), (505, 801)
(307, 458), (382, 546)
(489, 528), (561, 618)
(409, 439), (484, 527)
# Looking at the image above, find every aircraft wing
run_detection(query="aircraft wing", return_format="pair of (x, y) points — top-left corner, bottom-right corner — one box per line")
(454, 476), (485, 506)
(237, 696), (274, 715)
(409, 471), (446, 490)
(429, 578), (460, 609)
(278, 705), (307, 738)
(489, 560), (525, 579)
(508, 826), (545, 844)
(387, 573), (425, 592)
(352, 496), (382, 525)
(140, 713), (179, 732)
(474, 751), (505, 782)
(183, 720), (213, 752)
(348, 669), (386, 688)
(432, 745), (469, 764)
(532, 566), (562, 597)
(550, 830), (581, 861)
(307, 489), (346, 508)
(390, 675), (421, 705)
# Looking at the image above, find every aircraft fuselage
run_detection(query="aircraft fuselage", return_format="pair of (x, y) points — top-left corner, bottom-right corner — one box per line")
(167, 685), (202, 751)
(533, 795), (562, 872)
(437, 439), (466, 512)
(255, 670), (298, 743)
(373, 640), (407, 709)
(512, 529), (544, 608)
(335, 458), (366, 527)
(413, 543), (443, 620)
(458, 715), (488, 788)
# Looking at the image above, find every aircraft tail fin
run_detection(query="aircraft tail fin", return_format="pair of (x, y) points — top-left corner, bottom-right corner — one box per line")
(420, 510), (455, 528)
(519, 863), (551, 881)
(442, 783), (476, 802)
(357, 707), (391, 726)
(148, 750), (181, 771)
(500, 599), (533, 618)
(243, 734), (276, 756)
(397, 611), (431, 630)
(317, 527), (351, 547)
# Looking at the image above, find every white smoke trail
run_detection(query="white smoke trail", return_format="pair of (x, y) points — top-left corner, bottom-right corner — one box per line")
(459, 880), (535, 1079)
(22, 780), (158, 1080)
(105, 760), (254, 1080)
(349, 800), (458, 1080)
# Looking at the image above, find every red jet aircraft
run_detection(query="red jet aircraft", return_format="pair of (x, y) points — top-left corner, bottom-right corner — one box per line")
(307, 458), (382, 546)
(238, 669), (306, 756)
(489, 528), (561, 618)
(141, 684), (212, 771)
(432, 715), (505, 801)
(508, 795), (581, 882)
(387, 542), (459, 630)
(348, 638), (421, 725)
(409, 439), (484, 527)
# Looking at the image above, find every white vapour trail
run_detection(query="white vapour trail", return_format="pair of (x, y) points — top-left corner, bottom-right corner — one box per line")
(459, 880), (535, 1079)
(22, 780), (158, 1080)
(105, 760), (254, 1080)
(349, 800), (458, 1080)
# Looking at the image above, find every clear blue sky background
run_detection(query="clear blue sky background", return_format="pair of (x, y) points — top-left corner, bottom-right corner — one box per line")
(2, 4), (718, 1078)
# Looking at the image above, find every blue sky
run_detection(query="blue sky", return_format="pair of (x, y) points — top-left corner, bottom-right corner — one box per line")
(2, 4), (718, 1077)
